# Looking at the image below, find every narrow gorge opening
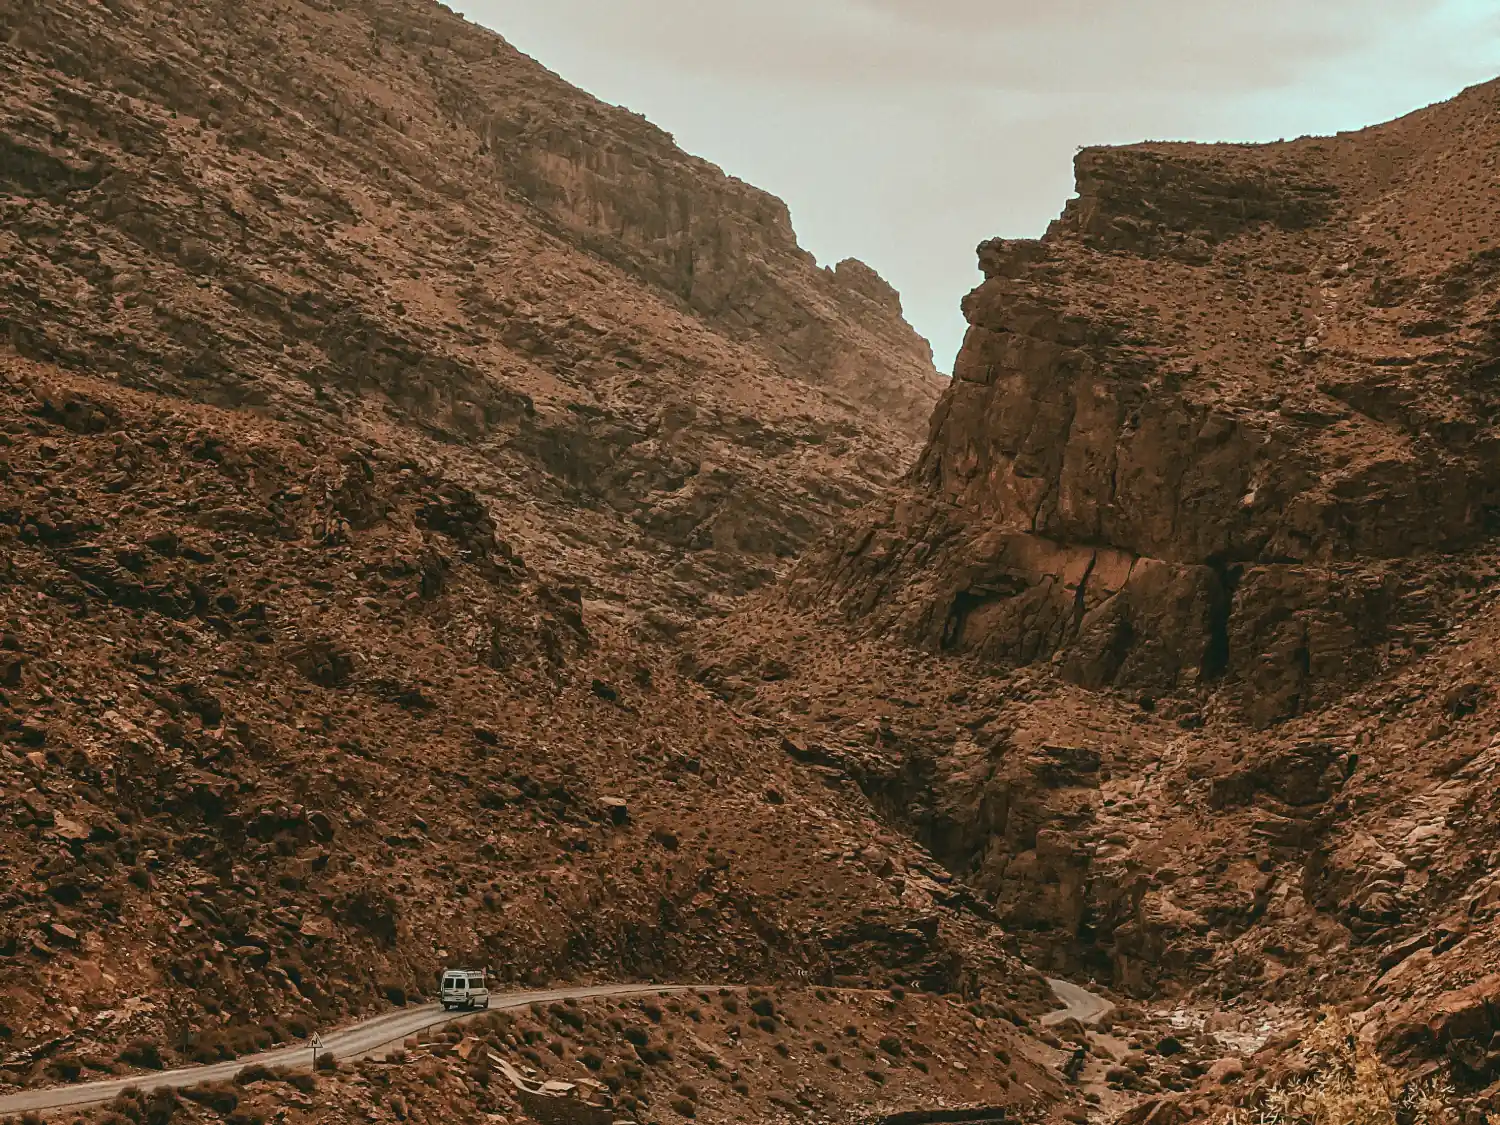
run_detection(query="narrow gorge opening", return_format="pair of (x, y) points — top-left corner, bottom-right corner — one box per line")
(1201, 556), (1243, 680)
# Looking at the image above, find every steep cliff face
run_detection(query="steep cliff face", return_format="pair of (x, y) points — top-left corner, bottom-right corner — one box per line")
(486, 101), (938, 434)
(795, 81), (1500, 727)
(708, 79), (1500, 1008)
(0, 0), (944, 624)
(381, 0), (941, 432)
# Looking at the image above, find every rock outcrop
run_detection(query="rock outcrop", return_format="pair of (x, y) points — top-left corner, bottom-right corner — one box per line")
(685, 80), (1500, 1013)
(794, 82), (1500, 726)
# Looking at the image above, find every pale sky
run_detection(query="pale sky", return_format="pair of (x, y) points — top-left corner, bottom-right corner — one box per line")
(461, 1), (1500, 373)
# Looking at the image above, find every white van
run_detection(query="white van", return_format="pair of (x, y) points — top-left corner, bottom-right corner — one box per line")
(440, 968), (490, 1011)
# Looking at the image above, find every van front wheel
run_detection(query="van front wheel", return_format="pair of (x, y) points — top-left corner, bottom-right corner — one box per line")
(480, 997), (490, 1010)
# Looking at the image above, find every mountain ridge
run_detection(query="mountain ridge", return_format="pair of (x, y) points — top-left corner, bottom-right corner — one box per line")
(7, 1), (1500, 1122)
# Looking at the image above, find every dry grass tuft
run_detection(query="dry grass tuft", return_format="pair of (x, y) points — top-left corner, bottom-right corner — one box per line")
(1225, 1014), (1463, 1125)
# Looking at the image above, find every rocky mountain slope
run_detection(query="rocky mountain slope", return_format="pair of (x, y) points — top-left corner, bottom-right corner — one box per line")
(795, 78), (1500, 729)
(8, 0), (1500, 1121)
(0, 0), (1083, 1117)
(692, 75), (1500, 1120)
(0, 0), (944, 627)
(0, 354), (1060, 1119)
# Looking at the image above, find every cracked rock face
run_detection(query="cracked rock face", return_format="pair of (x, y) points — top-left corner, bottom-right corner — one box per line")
(794, 86), (1500, 726)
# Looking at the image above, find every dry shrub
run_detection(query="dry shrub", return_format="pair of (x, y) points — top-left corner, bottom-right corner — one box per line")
(232, 1063), (277, 1085)
(180, 1082), (238, 1115)
(1229, 1014), (1458, 1125)
(44, 1055), (84, 1081)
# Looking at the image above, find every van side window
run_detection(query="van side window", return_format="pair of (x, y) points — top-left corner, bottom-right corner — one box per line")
(468, 976), (484, 988)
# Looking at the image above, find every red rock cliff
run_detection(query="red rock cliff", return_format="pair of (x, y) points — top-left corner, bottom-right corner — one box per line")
(795, 79), (1500, 726)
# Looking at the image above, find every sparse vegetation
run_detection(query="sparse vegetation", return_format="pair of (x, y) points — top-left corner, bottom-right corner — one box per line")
(1225, 1015), (1460, 1125)
(116, 1040), (165, 1071)
(11, 6), (1500, 1125)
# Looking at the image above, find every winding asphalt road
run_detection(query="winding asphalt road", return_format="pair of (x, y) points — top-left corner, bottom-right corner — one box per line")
(0, 983), (694, 1115)
(0, 977), (1114, 1114)
(1042, 978), (1114, 1027)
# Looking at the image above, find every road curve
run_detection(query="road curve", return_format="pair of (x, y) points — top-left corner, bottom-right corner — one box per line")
(0, 983), (700, 1115)
(4, 978), (1112, 1112)
(1041, 978), (1113, 1027)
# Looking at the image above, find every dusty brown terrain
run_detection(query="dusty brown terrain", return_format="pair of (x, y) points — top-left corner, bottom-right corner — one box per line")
(47, 988), (1064, 1125)
(5, 0), (1500, 1122)
(795, 85), (1500, 728)
(695, 75), (1500, 1123)
(0, 355), (1066, 1096)
(0, 0), (1066, 1115)
(0, 0), (943, 627)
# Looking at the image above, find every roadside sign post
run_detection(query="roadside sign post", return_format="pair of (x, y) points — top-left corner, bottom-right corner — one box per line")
(311, 1032), (324, 1071)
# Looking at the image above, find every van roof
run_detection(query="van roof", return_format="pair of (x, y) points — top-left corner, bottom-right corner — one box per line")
(444, 968), (483, 974)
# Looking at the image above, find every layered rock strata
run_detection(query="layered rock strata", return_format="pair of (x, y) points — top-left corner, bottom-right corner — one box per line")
(796, 84), (1500, 725)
